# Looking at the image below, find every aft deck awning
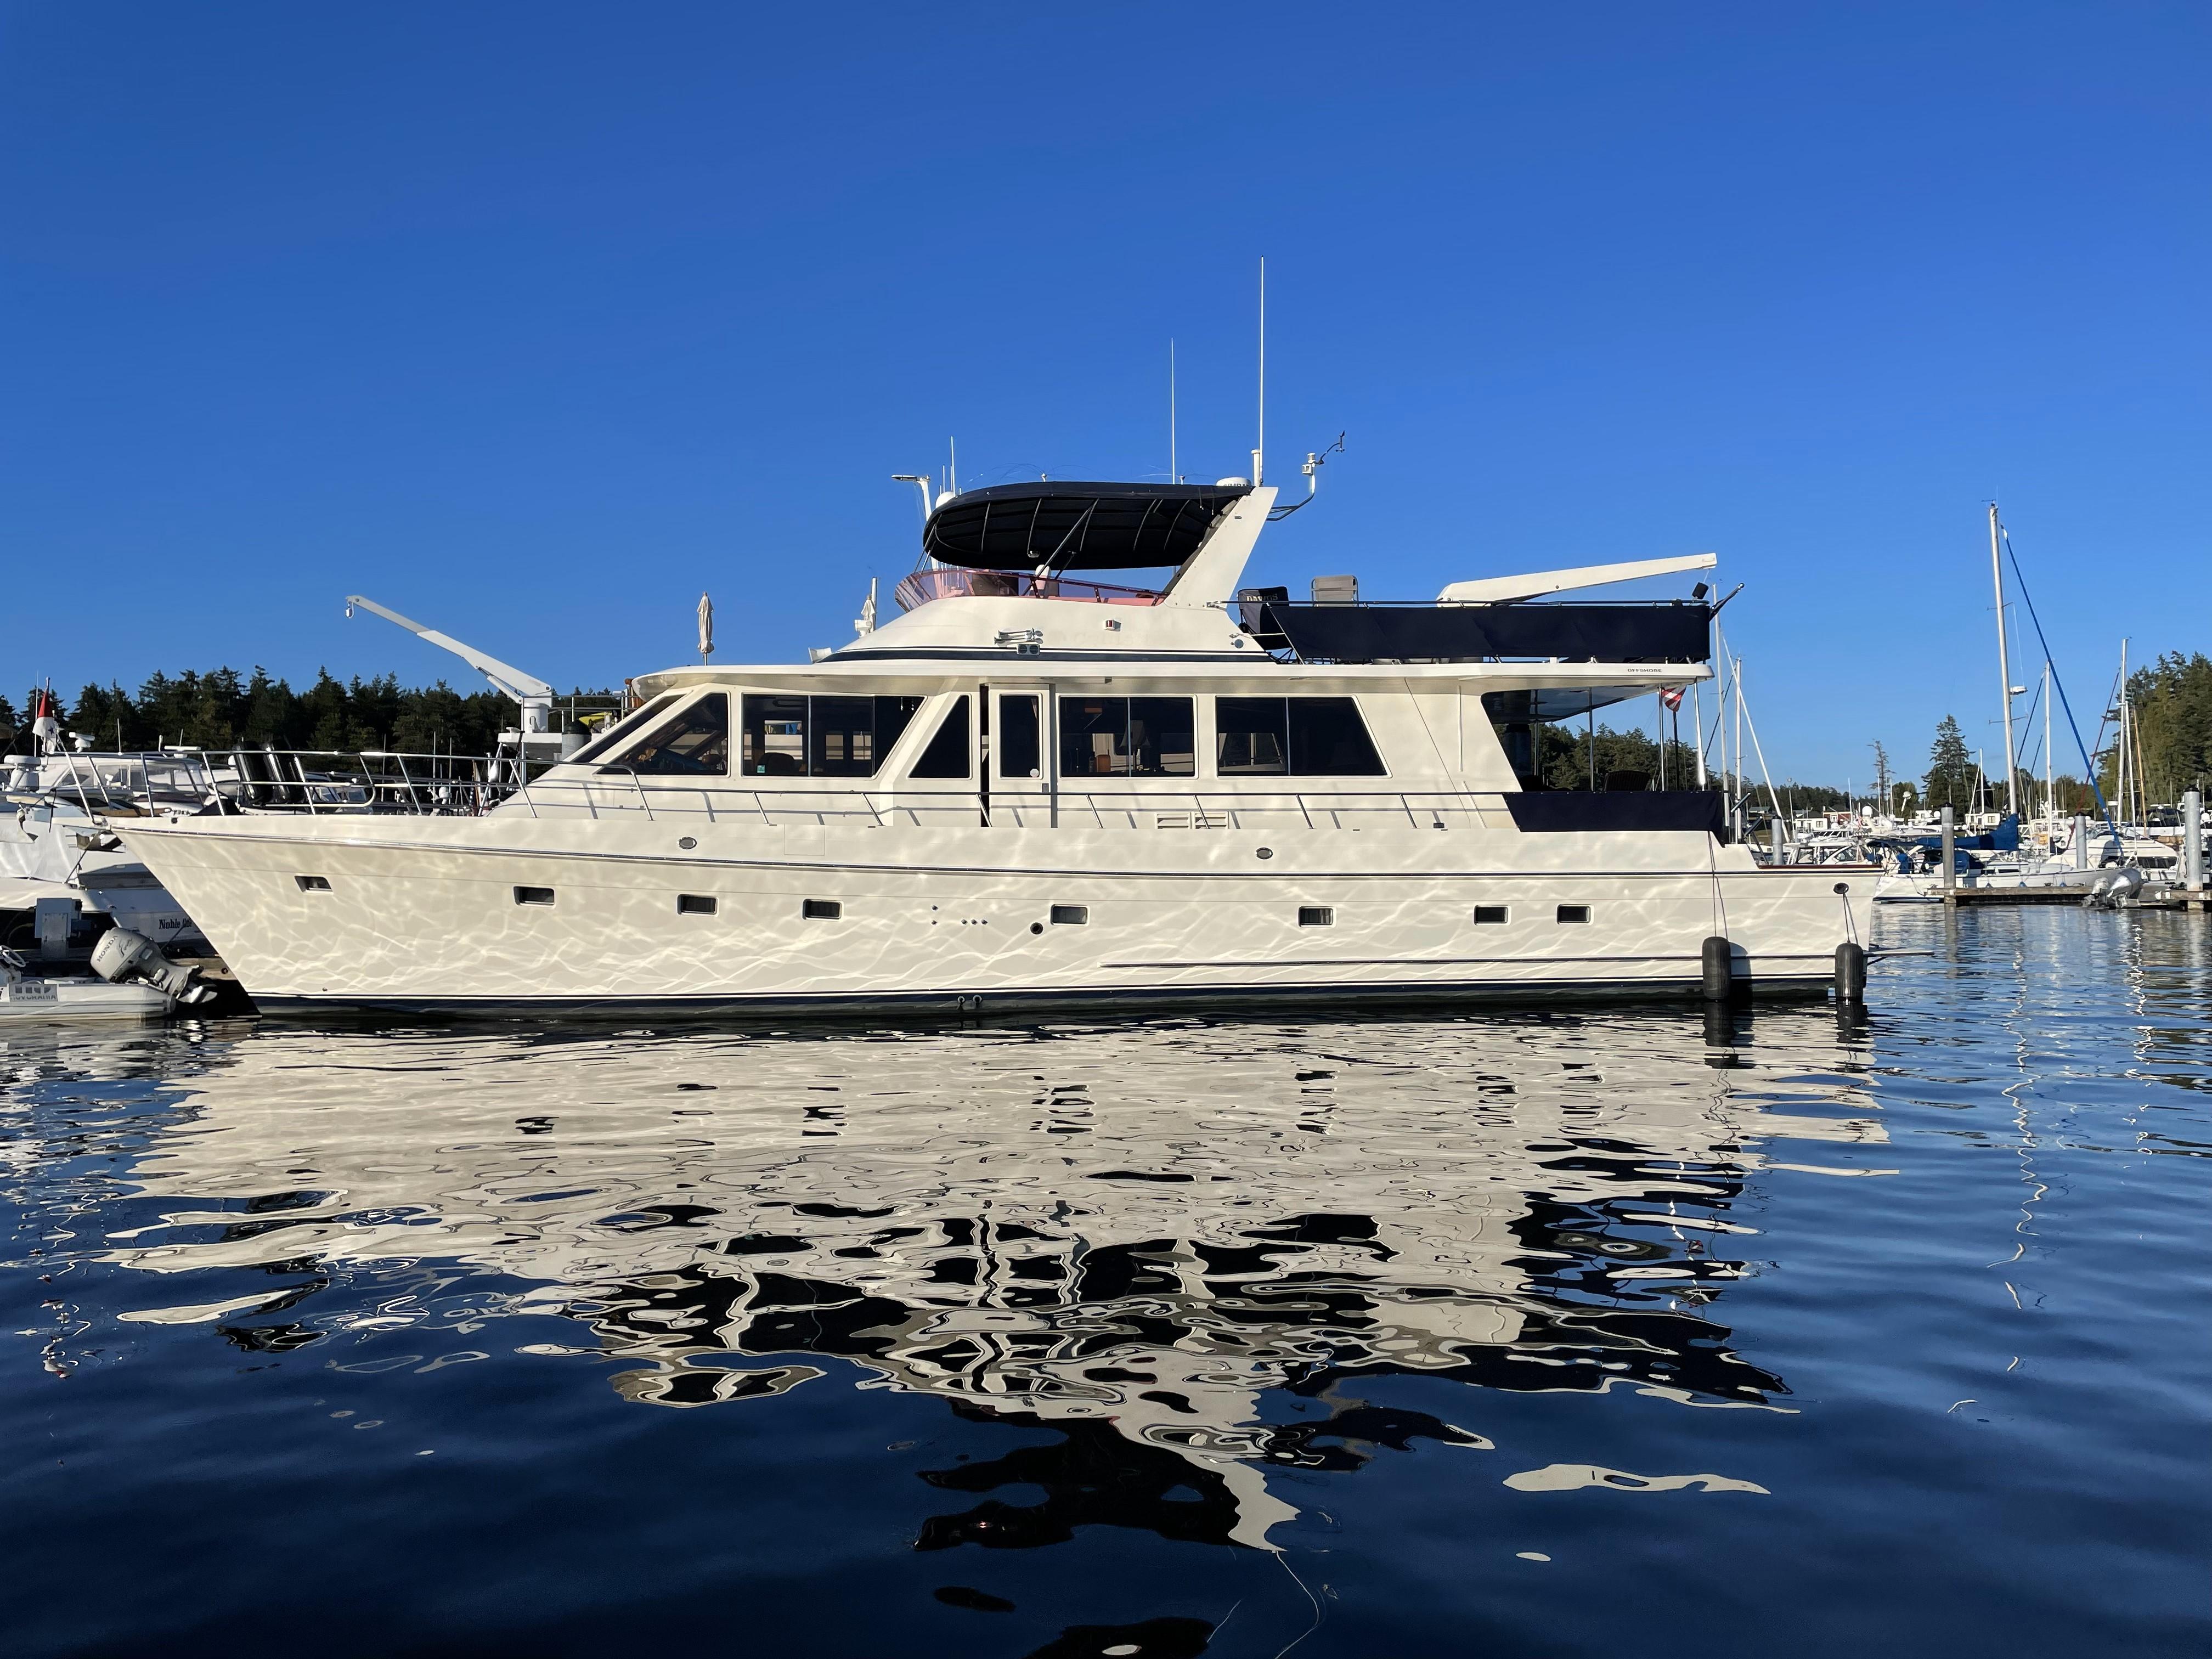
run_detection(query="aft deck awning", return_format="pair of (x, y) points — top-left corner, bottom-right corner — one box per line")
(923, 482), (1250, 571)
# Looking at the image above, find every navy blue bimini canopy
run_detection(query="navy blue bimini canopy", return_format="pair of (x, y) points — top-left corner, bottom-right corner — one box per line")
(1248, 600), (1714, 664)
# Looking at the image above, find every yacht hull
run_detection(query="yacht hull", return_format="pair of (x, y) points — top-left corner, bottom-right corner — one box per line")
(117, 815), (1874, 1014)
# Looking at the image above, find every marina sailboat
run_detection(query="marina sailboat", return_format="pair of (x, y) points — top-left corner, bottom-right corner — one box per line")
(116, 477), (1877, 1014)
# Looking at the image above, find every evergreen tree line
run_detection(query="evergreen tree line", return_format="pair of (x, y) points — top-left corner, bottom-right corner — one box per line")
(1905, 713), (2097, 819)
(1, 670), (613, 757)
(2107, 652), (2212, 804)
(1909, 654), (2212, 820)
(1529, 720), (1852, 812)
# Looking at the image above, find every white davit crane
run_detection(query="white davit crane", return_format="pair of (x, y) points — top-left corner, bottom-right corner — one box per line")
(1437, 551), (1718, 605)
(344, 595), (557, 735)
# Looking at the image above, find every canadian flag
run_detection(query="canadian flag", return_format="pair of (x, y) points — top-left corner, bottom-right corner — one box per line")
(30, 686), (62, 754)
(1661, 687), (1685, 710)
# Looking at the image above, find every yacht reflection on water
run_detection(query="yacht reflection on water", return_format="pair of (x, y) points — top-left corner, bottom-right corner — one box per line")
(25, 1010), (1881, 1553)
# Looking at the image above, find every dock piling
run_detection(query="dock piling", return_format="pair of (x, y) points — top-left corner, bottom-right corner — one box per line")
(1941, 806), (1956, 903)
(2186, 790), (2205, 909)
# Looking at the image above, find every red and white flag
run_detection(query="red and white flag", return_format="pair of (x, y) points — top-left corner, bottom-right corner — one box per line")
(1661, 687), (1685, 710)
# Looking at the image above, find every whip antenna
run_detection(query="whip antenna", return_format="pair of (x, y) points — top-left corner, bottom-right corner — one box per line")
(1253, 257), (1265, 487)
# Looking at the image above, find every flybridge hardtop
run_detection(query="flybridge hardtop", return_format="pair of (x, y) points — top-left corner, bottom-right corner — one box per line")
(921, 481), (1252, 571)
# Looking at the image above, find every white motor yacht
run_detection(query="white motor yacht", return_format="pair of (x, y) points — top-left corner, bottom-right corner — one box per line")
(115, 480), (1878, 1014)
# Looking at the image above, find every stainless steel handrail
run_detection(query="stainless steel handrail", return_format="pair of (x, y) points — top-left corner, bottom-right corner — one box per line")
(494, 777), (1511, 826)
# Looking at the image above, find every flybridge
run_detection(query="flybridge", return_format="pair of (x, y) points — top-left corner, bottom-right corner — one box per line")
(857, 475), (1719, 669)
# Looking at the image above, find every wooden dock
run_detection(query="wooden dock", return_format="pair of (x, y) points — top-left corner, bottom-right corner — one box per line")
(1943, 885), (2094, 906)
(1940, 885), (2210, 911)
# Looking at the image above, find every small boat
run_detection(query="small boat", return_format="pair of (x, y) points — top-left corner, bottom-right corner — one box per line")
(0, 947), (171, 1020)
(1869, 819), (2169, 902)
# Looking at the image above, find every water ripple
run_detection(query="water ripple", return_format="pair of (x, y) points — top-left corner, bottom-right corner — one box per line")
(1, 906), (2206, 1656)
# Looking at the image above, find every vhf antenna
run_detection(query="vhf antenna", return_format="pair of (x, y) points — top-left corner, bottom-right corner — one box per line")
(1253, 256), (1265, 487)
(1169, 338), (1177, 484)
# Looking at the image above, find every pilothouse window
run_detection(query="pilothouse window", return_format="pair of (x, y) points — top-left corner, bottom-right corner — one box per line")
(605, 692), (730, 776)
(1058, 697), (1194, 777)
(741, 695), (923, 778)
(812, 695), (921, 777)
(568, 692), (684, 765)
(910, 696), (972, 778)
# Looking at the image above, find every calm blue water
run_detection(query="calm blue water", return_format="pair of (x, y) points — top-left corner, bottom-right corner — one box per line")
(4, 907), (2208, 1657)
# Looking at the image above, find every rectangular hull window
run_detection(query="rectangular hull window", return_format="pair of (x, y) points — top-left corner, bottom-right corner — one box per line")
(608, 692), (730, 776)
(514, 887), (556, 906)
(1059, 697), (1196, 777)
(676, 894), (718, 916)
(295, 875), (332, 892)
(910, 696), (972, 778)
(1298, 906), (1335, 927)
(1049, 905), (1088, 925)
(1472, 905), (1508, 924)
(802, 899), (842, 920)
(1556, 905), (1591, 924)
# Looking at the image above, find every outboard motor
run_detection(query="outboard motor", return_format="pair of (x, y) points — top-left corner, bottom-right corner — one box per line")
(2083, 867), (2145, 911)
(91, 927), (217, 1006)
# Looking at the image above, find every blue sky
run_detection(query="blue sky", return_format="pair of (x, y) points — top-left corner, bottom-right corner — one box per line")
(3, 3), (2205, 786)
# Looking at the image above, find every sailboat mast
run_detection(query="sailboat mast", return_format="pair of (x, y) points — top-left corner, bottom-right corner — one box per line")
(1732, 656), (1744, 831)
(1990, 505), (2019, 815)
(2043, 660), (2055, 851)
(2119, 637), (2130, 828)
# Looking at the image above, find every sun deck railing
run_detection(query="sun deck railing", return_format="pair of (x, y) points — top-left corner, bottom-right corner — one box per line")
(7, 748), (531, 819)
(893, 568), (1166, 612)
(217, 749), (516, 816)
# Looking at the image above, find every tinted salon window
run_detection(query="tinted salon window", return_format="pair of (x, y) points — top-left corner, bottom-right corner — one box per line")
(1212, 696), (1385, 776)
(613, 692), (731, 776)
(1131, 698), (1195, 776)
(1059, 697), (1194, 778)
(1288, 697), (1386, 776)
(1217, 698), (1289, 775)
(1061, 698), (1127, 777)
